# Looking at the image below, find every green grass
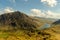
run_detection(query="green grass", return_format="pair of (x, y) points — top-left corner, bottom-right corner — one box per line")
(0, 32), (9, 38)
(0, 29), (57, 40)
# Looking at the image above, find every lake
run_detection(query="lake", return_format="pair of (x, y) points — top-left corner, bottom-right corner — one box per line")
(37, 23), (51, 30)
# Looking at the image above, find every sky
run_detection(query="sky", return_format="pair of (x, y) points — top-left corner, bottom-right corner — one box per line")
(0, 0), (60, 19)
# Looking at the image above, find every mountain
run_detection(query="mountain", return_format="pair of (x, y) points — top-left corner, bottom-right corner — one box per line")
(34, 16), (57, 21)
(0, 11), (60, 40)
(31, 16), (56, 26)
(0, 11), (39, 31)
(52, 19), (60, 25)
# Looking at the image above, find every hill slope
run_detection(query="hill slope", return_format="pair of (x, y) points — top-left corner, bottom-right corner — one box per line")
(0, 11), (60, 40)
(0, 11), (39, 31)
(52, 19), (60, 25)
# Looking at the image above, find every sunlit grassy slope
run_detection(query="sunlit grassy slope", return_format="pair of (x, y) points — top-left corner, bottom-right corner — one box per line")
(0, 23), (59, 40)
(0, 11), (60, 40)
(0, 29), (57, 40)
(0, 23), (60, 40)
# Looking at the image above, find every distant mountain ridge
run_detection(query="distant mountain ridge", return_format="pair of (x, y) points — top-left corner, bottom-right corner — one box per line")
(33, 16), (57, 22)
(52, 19), (60, 25)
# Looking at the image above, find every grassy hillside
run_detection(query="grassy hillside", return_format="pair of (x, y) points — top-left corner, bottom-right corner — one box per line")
(0, 29), (57, 40)
(0, 11), (60, 40)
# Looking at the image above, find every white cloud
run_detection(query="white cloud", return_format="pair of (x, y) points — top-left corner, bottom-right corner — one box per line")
(4, 7), (14, 13)
(30, 9), (60, 19)
(41, 0), (57, 7)
(30, 9), (45, 17)
(0, 7), (15, 15)
(31, 9), (41, 14)
(45, 10), (59, 18)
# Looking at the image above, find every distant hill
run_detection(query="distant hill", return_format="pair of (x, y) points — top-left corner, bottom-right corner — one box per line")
(52, 19), (60, 25)
(30, 16), (57, 25)
(0, 11), (39, 31)
(33, 16), (57, 22)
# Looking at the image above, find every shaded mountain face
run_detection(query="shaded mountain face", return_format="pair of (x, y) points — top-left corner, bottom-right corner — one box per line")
(52, 19), (60, 25)
(0, 11), (39, 31)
